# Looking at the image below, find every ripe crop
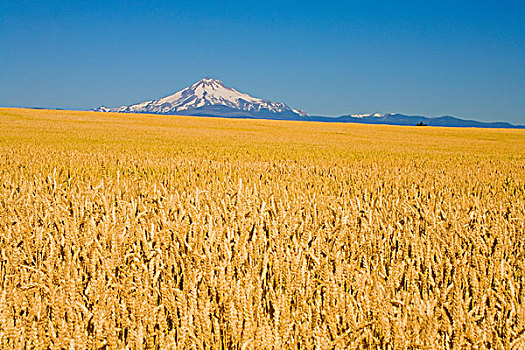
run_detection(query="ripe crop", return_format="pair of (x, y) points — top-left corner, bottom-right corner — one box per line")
(1, 108), (524, 349)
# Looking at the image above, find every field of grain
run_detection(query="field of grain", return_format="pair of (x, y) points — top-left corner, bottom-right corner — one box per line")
(1, 107), (525, 349)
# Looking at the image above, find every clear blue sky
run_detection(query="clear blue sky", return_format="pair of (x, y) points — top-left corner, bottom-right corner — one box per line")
(1, 0), (524, 123)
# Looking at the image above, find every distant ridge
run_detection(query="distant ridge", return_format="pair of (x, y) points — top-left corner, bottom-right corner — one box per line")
(325, 113), (525, 129)
(92, 78), (524, 129)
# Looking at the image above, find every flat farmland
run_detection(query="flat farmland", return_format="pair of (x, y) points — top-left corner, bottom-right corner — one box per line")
(1, 108), (525, 349)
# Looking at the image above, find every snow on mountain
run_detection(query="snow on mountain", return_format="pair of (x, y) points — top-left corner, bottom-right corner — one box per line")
(93, 78), (308, 118)
(350, 113), (383, 118)
(93, 106), (112, 112)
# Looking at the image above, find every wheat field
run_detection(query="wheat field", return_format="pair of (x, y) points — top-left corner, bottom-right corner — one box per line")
(1, 108), (524, 349)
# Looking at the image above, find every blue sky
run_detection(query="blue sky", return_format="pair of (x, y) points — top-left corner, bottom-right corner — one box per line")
(1, 0), (524, 123)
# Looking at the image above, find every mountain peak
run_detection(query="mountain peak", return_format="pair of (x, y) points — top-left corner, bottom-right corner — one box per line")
(191, 78), (225, 89)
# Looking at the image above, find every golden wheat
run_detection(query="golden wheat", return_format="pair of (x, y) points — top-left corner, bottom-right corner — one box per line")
(0, 108), (524, 349)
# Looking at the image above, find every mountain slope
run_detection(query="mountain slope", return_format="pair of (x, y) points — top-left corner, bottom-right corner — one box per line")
(93, 78), (308, 119)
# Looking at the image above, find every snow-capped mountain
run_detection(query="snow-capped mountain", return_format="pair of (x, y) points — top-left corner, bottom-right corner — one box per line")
(93, 78), (308, 119)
